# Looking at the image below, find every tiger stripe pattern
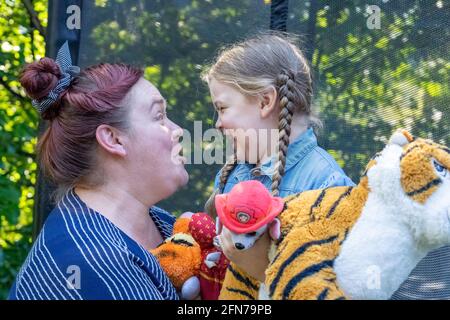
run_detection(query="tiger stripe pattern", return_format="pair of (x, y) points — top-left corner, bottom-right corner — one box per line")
(219, 129), (450, 300)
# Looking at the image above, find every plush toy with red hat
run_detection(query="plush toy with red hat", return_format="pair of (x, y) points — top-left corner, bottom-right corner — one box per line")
(214, 180), (284, 251)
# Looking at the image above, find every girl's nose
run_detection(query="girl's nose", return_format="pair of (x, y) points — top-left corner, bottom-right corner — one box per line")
(215, 118), (222, 130)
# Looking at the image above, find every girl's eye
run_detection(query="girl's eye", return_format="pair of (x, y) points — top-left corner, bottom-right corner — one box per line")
(216, 105), (226, 113)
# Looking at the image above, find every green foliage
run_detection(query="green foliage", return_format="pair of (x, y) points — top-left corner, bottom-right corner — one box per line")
(287, 0), (449, 179)
(80, 0), (273, 214)
(0, 0), (46, 299)
(80, 0), (448, 212)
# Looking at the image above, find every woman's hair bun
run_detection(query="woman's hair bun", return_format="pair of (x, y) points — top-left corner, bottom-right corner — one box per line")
(19, 57), (61, 100)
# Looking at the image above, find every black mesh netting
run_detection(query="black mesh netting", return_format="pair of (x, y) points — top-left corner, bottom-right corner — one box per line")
(78, 0), (449, 299)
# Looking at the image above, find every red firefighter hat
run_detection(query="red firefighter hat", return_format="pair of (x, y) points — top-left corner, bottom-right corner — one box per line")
(215, 180), (284, 233)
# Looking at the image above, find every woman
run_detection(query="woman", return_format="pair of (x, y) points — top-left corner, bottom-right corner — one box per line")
(8, 43), (188, 300)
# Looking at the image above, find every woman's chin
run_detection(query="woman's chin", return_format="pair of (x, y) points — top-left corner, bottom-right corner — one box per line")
(168, 154), (189, 186)
(160, 168), (189, 200)
(173, 161), (189, 187)
(178, 167), (189, 186)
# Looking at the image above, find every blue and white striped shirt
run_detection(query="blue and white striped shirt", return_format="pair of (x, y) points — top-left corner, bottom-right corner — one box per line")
(8, 189), (179, 300)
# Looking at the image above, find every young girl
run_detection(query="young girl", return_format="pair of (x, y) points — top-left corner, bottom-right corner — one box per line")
(202, 33), (354, 284)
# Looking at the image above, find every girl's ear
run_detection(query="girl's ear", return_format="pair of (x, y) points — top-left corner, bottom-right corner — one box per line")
(259, 86), (278, 119)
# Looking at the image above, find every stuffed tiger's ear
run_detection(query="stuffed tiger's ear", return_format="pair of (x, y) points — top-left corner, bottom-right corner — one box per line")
(389, 129), (415, 146)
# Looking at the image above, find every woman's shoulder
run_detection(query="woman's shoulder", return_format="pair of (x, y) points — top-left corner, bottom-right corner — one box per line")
(10, 199), (178, 300)
(149, 206), (176, 225)
(29, 192), (151, 275)
(44, 192), (121, 247)
(31, 197), (130, 266)
(149, 206), (175, 239)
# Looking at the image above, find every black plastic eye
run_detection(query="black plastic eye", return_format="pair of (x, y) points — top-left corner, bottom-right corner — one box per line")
(246, 232), (257, 237)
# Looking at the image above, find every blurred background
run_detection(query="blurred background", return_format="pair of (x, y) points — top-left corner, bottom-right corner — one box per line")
(0, 0), (448, 299)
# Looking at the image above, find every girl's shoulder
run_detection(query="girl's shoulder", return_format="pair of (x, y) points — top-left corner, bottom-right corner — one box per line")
(280, 145), (354, 194)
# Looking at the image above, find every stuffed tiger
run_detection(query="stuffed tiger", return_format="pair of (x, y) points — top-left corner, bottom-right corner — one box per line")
(150, 214), (203, 299)
(219, 129), (450, 300)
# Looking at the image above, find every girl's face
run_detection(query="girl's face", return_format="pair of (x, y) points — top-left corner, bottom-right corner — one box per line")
(208, 78), (278, 163)
(124, 78), (188, 200)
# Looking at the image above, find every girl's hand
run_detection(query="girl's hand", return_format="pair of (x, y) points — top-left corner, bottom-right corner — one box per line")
(218, 228), (270, 282)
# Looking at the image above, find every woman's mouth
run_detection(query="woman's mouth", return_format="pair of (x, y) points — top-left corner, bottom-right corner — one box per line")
(171, 143), (187, 165)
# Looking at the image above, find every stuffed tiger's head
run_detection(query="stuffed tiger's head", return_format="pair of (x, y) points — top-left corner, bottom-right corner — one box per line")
(151, 233), (201, 289)
(365, 129), (450, 249)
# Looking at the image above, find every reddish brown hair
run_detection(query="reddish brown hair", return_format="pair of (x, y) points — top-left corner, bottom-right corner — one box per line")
(20, 58), (143, 202)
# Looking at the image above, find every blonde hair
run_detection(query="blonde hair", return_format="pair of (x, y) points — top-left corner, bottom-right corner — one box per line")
(203, 33), (320, 214)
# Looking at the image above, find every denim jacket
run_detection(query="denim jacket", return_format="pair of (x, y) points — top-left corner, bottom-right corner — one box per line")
(214, 128), (355, 197)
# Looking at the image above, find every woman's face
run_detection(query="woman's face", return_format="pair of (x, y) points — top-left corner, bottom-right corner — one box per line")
(124, 78), (188, 200)
(208, 78), (277, 163)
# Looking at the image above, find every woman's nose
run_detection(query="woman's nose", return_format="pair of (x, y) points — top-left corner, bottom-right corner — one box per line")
(168, 120), (183, 140)
(172, 127), (183, 141)
(168, 118), (181, 131)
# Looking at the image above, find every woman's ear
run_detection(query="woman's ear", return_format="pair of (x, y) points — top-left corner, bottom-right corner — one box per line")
(96, 124), (127, 157)
(259, 86), (278, 119)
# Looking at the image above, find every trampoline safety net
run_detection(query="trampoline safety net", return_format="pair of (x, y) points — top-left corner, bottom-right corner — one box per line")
(75, 0), (449, 299)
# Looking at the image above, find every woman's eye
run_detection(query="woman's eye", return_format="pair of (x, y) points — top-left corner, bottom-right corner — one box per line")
(155, 112), (166, 121)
